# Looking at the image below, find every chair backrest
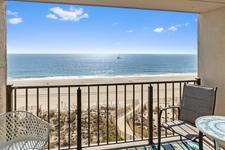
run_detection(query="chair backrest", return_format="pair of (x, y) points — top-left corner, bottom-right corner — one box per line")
(0, 111), (50, 149)
(180, 84), (217, 125)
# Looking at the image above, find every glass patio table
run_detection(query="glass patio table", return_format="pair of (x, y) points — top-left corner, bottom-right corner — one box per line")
(196, 116), (225, 150)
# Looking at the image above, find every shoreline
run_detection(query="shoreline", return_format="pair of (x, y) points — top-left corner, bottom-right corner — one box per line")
(8, 73), (197, 86)
(8, 73), (197, 80)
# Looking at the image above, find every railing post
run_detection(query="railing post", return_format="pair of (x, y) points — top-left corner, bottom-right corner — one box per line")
(77, 88), (82, 150)
(148, 85), (153, 144)
(6, 85), (13, 142)
(196, 78), (201, 85)
(6, 85), (13, 112)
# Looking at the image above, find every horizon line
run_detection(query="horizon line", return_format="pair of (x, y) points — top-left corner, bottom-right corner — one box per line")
(8, 52), (197, 55)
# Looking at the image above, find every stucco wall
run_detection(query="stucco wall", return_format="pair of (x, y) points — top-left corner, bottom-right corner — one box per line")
(199, 6), (225, 115)
(0, 0), (6, 113)
(13, 0), (225, 13)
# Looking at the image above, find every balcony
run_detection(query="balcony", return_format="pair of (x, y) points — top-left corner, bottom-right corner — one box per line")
(0, 0), (225, 149)
(6, 78), (217, 150)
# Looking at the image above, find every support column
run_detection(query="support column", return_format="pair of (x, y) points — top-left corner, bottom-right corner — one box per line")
(0, 0), (7, 113)
(198, 6), (225, 115)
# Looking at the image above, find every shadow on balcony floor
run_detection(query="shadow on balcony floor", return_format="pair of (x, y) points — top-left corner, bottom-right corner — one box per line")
(127, 141), (207, 150)
(83, 137), (217, 150)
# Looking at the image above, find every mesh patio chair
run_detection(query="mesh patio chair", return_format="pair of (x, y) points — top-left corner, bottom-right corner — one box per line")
(0, 111), (50, 150)
(157, 84), (217, 150)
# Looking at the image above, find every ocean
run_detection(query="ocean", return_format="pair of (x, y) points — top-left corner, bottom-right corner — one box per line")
(8, 54), (197, 79)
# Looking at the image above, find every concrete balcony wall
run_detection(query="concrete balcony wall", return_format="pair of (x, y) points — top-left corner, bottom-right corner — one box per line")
(199, 6), (225, 115)
(0, 0), (6, 113)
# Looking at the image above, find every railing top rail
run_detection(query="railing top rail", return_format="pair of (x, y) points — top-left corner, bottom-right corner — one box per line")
(8, 79), (197, 89)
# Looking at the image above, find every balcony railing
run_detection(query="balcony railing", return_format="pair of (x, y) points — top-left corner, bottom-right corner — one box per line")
(6, 78), (200, 149)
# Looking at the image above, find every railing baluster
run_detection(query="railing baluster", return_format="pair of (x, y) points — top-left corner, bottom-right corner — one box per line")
(133, 84), (135, 141)
(58, 87), (61, 149)
(88, 86), (90, 146)
(179, 82), (182, 106)
(47, 88), (50, 150)
(68, 87), (71, 149)
(172, 83), (175, 120)
(97, 86), (100, 145)
(25, 88), (28, 111)
(179, 82), (182, 121)
(141, 84), (143, 140)
(172, 83), (175, 136)
(116, 85), (118, 143)
(14, 89), (17, 111)
(37, 88), (39, 116)
(165, 83), (167, 137)
(107, 85), (109, 144)
(157, 83), (159, 137)
(77, 88), (82, 150)
(124, 85), (127, 142)
(148, 84), (153, 144)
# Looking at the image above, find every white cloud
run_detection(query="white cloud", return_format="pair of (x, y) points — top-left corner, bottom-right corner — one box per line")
(153, 27), (164, 33)
(8, 17), (23, 25)
(7, 10), (18, 17)
(126, 30), (133, 33)
(46, 7), (89, 22)
(155, 22), (190, 33)
(7, 10), (23, 25)
(46, 13), (58, 19)
(168, 26), (177, 32)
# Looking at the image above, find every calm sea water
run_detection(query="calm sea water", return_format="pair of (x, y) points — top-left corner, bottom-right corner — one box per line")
(8, 54), (197, 79)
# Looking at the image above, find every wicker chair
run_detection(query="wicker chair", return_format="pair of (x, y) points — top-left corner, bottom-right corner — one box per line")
(157, 84), (217, 150)
(0, 111), (50, 150)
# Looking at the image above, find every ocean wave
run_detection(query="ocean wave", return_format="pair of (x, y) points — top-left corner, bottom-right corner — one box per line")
(8, 73), (197, 81)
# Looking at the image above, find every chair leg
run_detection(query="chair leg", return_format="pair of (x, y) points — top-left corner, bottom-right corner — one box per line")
(158, 126), (161, 150)
(199, 131), (203, 150)
(180, 135), (182, 141)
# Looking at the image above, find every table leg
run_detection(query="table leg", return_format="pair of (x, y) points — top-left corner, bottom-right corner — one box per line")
(199, 131), (203, 150)
(215, 141), (221, 150)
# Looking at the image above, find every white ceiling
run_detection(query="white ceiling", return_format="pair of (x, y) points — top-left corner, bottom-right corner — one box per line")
(12, 0), (225, 13)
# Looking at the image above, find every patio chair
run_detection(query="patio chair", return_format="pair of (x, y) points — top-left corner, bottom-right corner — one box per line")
(157, 84), (217, 150)
(0, 111), (50, 150)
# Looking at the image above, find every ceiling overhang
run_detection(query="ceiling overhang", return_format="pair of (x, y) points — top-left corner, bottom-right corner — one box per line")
(9, 0), (225, 13)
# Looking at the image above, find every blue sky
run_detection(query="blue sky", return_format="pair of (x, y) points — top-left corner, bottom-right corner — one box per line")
(7, 1), (198, 54)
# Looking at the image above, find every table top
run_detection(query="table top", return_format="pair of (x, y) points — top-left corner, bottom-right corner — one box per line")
(196, 116), (225, 143)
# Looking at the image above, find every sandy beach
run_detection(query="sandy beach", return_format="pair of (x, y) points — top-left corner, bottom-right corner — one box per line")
(9, 74), (196, 86)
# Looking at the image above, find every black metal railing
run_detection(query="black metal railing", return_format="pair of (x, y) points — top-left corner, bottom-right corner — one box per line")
(6, 78), (200, 149)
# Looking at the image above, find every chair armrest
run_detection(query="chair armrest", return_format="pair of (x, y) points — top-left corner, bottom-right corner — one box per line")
(158, 105), (180, 125)
(159, 105), (180, 114)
